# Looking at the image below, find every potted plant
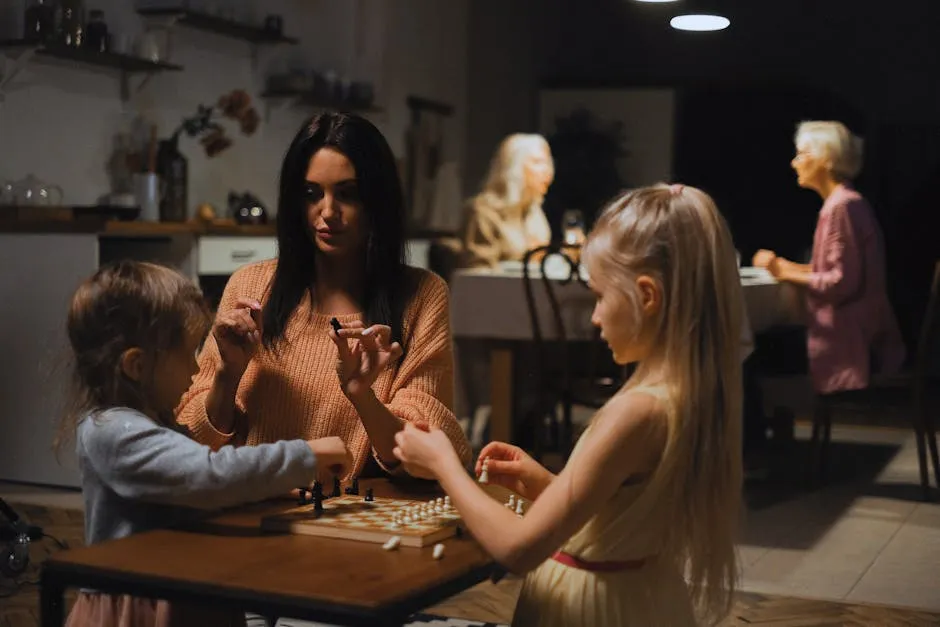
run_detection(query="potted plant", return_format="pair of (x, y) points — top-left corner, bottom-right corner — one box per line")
(157, 89), (260, 222)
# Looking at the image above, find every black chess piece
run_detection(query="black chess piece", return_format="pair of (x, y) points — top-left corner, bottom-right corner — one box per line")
(297, 488), (310, 506)
(331, 476), (341, 498)
(364, 488), (374, 502)
(344, 477), (360, 495)
(312, 481), (324, 513)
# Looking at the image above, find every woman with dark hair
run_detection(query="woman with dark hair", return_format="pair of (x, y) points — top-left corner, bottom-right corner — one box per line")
(177, 112), (471, 479)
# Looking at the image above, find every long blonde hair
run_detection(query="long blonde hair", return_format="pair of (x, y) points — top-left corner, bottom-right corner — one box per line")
(475, 133), (552, 210)
(582, 183), (743, 623)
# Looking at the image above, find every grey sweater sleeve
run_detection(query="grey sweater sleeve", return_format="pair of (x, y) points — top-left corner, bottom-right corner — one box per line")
(79, 410), (318, 510)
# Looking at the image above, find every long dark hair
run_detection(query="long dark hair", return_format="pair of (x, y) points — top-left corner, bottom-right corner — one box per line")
(263, 112), (412, 350)
(56, 261), (211, 452)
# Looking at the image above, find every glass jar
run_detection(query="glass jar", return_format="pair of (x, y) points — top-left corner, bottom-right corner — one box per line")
(562, 209), (586, 246)
(58, 0), (84, 47)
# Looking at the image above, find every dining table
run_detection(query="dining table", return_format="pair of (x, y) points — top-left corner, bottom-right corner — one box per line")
(450, 261), (805, 444)
(39, 478), (507, 627)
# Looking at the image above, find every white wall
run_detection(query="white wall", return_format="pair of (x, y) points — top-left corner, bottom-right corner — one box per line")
(465, 0), (539, 197)
(0, 0), (468, 222)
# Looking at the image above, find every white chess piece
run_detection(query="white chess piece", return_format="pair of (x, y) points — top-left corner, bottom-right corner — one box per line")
(515, 498), (525, 516)
(506, 495), (515, 509)
(432, 543), (445, 559)
(383, 536), (401, 551)
(478, 457), (489, 484)
(444, 496), (451, 509)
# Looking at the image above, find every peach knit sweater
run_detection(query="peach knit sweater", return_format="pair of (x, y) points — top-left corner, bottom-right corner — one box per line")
(176, 260), (471, 478)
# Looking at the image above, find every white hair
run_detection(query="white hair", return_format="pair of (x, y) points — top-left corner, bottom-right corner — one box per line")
(477, 133), (552, 208)
(795, 120), (864, 182)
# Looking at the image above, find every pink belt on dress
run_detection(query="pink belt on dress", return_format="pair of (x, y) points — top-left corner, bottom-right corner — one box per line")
(551, 551), (650, 572)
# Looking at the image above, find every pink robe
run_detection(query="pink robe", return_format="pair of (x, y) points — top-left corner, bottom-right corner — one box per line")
(806, 183), (906, 394)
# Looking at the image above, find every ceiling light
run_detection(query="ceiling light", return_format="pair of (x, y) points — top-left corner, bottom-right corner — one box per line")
(670, 14), (730, 31)
(633, 0), (680, 3)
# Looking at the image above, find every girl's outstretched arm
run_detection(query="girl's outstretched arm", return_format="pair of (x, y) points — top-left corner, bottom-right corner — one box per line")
(394, 390), (665, 574)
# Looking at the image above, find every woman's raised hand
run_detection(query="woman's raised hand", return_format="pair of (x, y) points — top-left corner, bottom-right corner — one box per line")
(213, 298), (262, 381)
(330, 322), (403, 400)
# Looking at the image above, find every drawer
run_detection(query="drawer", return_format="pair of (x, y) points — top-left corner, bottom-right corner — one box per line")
(197, 236), (278, 275)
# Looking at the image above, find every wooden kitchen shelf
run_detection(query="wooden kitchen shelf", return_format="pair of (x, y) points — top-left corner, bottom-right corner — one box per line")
(260, 89), (382, 113)
(136, 7), (298, 45)
(0, 213), (276, 237)
(0, 39), (183, 73)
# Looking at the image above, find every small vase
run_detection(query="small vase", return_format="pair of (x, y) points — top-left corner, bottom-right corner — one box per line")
(156, 137), (188, 222)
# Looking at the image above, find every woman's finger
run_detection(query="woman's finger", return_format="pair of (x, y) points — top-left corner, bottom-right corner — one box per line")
(329, 327), (354, 361)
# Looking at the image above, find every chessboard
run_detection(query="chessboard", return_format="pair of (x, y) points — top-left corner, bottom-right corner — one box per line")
(261, 495), (462, 547)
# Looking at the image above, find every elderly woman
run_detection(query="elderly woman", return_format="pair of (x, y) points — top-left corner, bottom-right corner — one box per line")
(754, 120), (905, 394)
(460, 133), (555, 268)
(177, 112), (471, 483)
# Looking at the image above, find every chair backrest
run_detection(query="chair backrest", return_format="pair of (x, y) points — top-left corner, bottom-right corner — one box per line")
(914, 260), (940, 386)
(522, 243), (583, 338)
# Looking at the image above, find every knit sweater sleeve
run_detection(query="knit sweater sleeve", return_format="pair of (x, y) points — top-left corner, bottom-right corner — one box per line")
(377, 271), (472, 470)
(176, 263), (266, 450)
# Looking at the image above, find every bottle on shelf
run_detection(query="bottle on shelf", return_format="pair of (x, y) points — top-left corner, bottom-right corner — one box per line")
(84, 10), (109, 53)
(58, 0), (85, 47)
(23, 0), (56, 43)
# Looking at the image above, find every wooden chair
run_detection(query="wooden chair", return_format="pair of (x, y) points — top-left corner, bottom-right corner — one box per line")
(809, 261), (940, 500)
(520, 244), (624, 460)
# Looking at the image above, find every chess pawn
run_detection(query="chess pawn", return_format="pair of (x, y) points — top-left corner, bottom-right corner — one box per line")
(506, 495), (515, 509)
(515, 498), (524, 517)
(444, 496), (451, 509)
(478, 458), (490, 484)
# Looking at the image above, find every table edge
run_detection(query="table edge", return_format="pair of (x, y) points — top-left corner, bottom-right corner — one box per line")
(41, 554), (496, 625)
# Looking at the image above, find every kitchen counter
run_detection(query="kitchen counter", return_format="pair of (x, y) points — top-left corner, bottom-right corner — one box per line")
(0, 218), (276, 237)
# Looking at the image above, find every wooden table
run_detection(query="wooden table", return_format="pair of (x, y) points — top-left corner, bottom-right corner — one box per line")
(39, 479), (498, 627)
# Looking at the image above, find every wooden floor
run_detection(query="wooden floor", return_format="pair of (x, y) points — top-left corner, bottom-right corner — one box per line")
(4, 501), (940, 627)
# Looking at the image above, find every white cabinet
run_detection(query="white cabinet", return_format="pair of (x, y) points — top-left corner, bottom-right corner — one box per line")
(196, 236), (278, 275)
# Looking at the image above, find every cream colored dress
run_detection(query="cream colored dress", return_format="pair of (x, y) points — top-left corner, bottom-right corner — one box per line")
(511, 387), (698, 627)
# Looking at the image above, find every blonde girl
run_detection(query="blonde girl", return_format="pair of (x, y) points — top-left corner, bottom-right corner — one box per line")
(394, 183), (743, 626)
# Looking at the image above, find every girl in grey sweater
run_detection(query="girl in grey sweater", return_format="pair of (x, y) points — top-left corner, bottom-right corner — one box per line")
(59, 261), (351, 627)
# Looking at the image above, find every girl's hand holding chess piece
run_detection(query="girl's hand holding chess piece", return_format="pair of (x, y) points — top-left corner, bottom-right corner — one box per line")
(475, 442), (555, 501)
(330, 321), (404, 400)
(393, 422), (464, 480)
(306, 435), (353, 484)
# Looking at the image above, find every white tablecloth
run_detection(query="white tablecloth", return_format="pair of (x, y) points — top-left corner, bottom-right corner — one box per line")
(450, 265), (804, 343)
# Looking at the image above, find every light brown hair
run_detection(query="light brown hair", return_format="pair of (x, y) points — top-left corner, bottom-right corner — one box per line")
(55, 261), (211, 452)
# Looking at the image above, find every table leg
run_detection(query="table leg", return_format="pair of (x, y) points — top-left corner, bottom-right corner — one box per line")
(40, 569), (65, 627)
(490, 348), (513, 444)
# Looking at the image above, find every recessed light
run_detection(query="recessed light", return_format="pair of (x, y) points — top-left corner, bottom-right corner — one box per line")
(670, 14), (730, 31)
(634, 0), (680, 3)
